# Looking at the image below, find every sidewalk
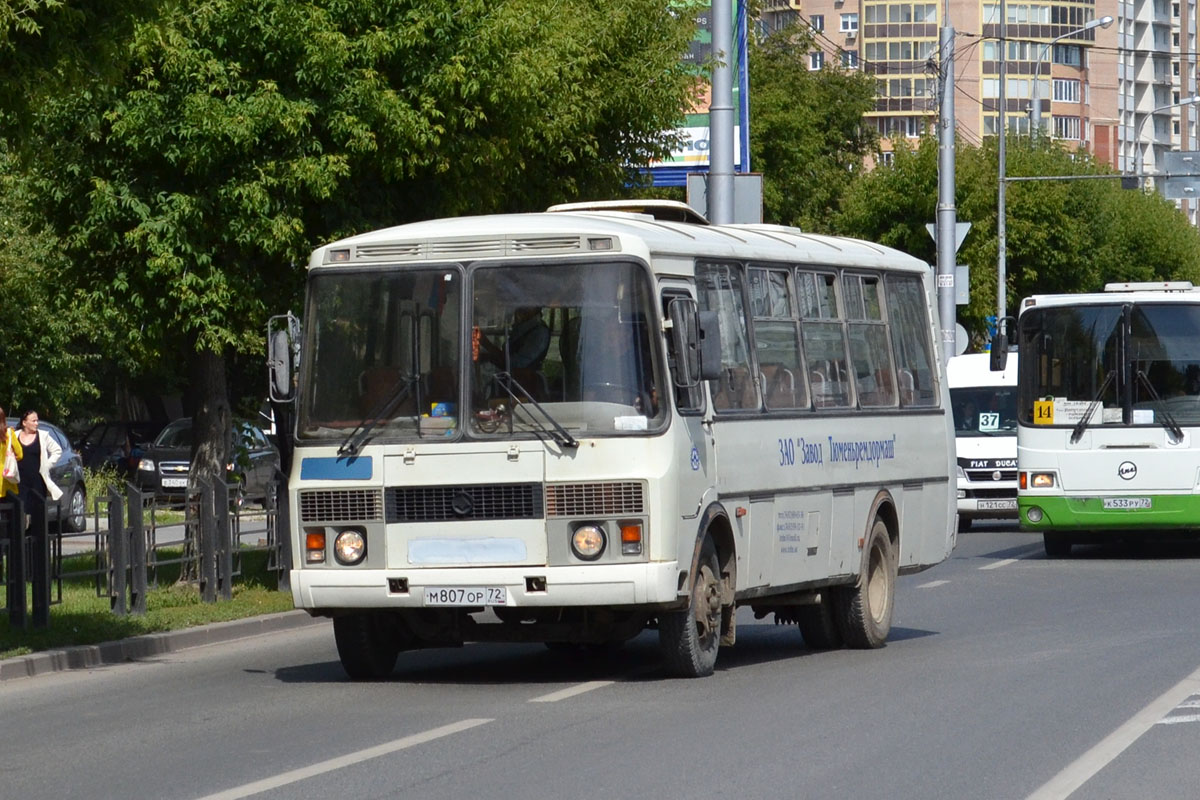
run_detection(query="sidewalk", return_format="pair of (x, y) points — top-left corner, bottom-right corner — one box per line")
(0, 609), (325, 682)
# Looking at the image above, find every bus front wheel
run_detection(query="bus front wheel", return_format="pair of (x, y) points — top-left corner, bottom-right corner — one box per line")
(659, 537), (722, 678)
(1043, 532), (1072, 558)
(333, 613), (401, 680)
(833, 518), (896, 649)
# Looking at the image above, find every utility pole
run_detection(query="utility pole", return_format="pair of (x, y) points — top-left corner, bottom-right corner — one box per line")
(709, 0), (734, 224)
(936, 3), (957, 362)
(997, 0), (1007, 324)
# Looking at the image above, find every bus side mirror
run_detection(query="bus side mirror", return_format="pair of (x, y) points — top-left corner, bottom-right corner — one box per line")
(989, 314), (1016, 371)
(268, 312), (300, 402)
(989, 334), (1008, 371)
(697, 311), (722, 382)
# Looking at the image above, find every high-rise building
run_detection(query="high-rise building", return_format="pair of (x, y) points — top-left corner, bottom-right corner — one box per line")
(760, 0), (1199, 189)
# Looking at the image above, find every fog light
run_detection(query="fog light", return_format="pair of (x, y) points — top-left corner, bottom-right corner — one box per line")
(620, 523), (642, 556)
(571, 524), (606, 561)
(334, 529), (366, 565)
(1026, 506), (1044, 523)
(306, 529), (326, 564)
(1031, 473), (1055, 488)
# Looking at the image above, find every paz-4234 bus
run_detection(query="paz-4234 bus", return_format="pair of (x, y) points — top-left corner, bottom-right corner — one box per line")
(268, 201), (957, 679)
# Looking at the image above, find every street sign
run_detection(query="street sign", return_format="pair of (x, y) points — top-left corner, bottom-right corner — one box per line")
(1156, 151), (1200, 200)
(926, 221), (972, 253)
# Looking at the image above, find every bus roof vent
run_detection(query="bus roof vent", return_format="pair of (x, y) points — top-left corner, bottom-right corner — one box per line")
(1104, 281), (1196, 292)
(546, 199), (709, 225)
(427, 238), (506, 257)
(354, 242), (422, 260)
(511, 235), (583, 253)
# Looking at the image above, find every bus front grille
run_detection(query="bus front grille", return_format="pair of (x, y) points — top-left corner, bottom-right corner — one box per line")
(299, 489), (384, 522)
(386, 484), (544, 522)
(546, 482), (645, 517)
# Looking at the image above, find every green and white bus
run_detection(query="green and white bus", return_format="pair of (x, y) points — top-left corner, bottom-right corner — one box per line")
(269, 201), (956, 679)
(1006, 282), (1200, 556)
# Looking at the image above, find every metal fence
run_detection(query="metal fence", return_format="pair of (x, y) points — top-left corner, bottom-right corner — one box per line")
(2, 476), (290, 628)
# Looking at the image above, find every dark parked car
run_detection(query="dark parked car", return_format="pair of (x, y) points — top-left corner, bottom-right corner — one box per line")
(136, 418), (279, 501)
(75, 420), (164, 477)
(6, 417), (88, 532)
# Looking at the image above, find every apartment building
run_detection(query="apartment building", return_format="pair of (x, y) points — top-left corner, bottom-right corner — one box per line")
(760, 0), (1199, 180)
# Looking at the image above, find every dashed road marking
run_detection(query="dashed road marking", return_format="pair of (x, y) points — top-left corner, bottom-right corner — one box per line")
(917, 580), (950, 588)
(530, 680), (614, 703)
(980, 558), (1019, 570)
(196, 718), (493, 800)
(1025, 664), (1200, 799)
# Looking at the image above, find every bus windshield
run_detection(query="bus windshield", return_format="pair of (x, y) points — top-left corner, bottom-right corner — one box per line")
(297, 261), (664, 442)
(950, 386), (1017, 436)
(1018, 302), (1200, 428)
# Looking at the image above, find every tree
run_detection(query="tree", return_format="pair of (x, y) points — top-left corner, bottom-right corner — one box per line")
(748, 23), (877, 231)
(837, 135), (1200, 346)
(12, 0), (697, 485)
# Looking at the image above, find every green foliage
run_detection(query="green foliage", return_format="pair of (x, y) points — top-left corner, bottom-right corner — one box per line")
(14, 0), (698, 412)
(0, 154), (99, 417)
(837, 135), (1200, 346)
(749, 23), (878, 231)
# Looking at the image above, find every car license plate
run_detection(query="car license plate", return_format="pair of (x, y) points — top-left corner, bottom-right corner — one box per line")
(978, 499), (1017, 511)
(1103, 497), (1151, 510)
(161, 477), (188, 488)
(423, 587), (507, 607)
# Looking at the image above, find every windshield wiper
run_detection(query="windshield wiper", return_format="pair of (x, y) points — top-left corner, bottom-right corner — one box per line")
(338, 373), (417, 457)
(1070, 371), (1116, 444)
(493, 371), (579, 449)
(1135, 369), (1184, 443)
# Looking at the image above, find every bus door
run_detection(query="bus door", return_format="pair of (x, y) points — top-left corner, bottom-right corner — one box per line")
(662, 286), (717, 532)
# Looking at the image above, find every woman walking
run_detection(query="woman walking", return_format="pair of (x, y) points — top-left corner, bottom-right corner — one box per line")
(15, 410), (62, 531)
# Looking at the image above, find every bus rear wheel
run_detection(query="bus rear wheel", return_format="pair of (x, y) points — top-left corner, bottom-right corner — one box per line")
(333, 613), (401, 680)
(833, 518), (896, 649)
(659, 537), (722, 678)
(797, 594), (842, 650)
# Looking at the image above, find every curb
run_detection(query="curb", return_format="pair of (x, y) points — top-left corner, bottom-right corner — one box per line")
(0, 610), (326, 683)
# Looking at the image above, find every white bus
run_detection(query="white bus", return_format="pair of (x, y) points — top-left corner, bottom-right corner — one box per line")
(1004, 282), (1200, 557)
(269, 201), (956, 679)
(947, 352), (1018, 530)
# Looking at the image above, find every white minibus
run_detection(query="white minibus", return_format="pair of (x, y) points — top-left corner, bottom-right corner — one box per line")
(947, 352), (1018, 530)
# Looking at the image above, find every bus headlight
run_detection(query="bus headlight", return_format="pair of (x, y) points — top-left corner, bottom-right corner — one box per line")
(956, 465), (965, 479)
(571, 524), (606, 561)
(334, 529), (366, 565)
(1031, 472), (1055, 488)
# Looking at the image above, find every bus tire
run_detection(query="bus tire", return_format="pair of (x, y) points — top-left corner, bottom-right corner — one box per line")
(797, 594), (843, 650)
(1043, 532), (1072, 558)
(659, 537), (722, 677)
(333, 613), (400, 680)
(833, 517), (896, 649)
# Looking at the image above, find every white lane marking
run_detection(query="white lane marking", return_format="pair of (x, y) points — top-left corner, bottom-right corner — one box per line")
(980, 558), (1019, 570)
(529, 680), (614, 703)
(196, 718), (492, 800)
(916, 580), (950, 588)
(1024, 663), (1200, 800)
(1156, 714), (1200, 725)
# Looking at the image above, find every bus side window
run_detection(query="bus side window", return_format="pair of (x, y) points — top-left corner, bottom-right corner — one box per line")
(886, 274), (938, 407)
(697, 262), (759, 412)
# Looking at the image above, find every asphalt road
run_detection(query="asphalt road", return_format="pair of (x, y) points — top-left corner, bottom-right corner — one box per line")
(3, 523), (1200, 799)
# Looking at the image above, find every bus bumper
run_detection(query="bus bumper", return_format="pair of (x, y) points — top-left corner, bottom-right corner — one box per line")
(1019, 494), (1200, 531)
(292, 561), (683, 610)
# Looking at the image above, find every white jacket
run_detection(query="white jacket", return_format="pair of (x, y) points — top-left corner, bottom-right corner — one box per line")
(20, 430), (63, 502)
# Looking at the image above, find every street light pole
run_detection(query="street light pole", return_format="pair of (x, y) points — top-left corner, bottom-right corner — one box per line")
(997, 0), (1007, 323)
(1030, 16), (1113, 137)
